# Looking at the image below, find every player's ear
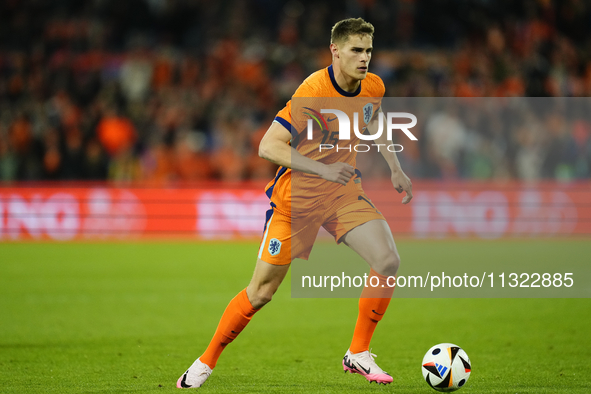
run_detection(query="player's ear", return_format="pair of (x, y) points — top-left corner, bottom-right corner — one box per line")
(330, 42), (339, 58)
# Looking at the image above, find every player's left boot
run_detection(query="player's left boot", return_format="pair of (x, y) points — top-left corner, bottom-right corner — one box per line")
(342, 349), (393, 384)
(177, 358), (212, 389)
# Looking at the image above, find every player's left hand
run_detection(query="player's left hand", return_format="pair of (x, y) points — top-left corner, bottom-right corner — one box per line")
(392, 170), (413, 204)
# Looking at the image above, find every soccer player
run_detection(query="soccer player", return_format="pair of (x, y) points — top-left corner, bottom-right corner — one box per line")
(177, 17), (413, 389)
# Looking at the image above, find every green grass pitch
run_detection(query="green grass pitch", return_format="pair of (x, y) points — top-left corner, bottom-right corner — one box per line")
(1, 240), (590, 393)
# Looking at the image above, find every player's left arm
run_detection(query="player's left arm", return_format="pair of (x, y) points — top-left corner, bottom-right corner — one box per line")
(367, 108), (413, 204)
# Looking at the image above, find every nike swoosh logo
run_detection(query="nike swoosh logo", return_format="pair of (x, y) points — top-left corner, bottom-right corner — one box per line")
(326, 117), (337, 122)
(180, 373), (192, 388)
(358, 363), (371, 374)
(344, 355), (357, 371)
(372, 310), (384, 315)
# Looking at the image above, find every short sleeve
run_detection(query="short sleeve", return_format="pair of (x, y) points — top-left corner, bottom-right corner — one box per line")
(274, 80), (324, 137)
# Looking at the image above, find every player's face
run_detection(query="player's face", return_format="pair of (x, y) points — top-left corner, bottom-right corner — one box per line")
(337, 34), (373, 80)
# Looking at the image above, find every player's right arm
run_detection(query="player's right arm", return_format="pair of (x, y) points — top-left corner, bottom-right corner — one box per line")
(258, 121), (355, 186)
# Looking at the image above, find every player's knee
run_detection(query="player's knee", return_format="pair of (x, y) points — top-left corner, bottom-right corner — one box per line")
(250, 288), (275, 309)
(390, 251), (401, 274)
(375, 249), (400, 277)
(258, 291), (274, 306)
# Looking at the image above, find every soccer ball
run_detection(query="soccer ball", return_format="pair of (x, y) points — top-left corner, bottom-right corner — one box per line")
(421, 343), (471, 392)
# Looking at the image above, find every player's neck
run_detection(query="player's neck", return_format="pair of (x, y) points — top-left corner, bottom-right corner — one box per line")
(332, 64), (361, 93)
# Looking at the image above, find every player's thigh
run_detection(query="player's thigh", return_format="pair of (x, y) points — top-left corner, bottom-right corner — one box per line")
(246, 258), (290, 308)
(251, 204), (313, 307)
(341, 219), (400, 277)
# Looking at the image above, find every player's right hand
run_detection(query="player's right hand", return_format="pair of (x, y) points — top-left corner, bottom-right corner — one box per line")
(319, 162), (356, 185)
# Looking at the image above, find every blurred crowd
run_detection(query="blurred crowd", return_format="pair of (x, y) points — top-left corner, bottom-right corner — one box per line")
(1, 0), (590, 182)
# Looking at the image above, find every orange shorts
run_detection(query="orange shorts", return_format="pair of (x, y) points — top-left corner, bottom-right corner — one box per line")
(257, 182), (386, 266)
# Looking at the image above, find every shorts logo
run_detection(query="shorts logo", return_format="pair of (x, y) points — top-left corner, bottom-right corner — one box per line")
(268, 238), (282, 256)
(363, 103), (373, 124)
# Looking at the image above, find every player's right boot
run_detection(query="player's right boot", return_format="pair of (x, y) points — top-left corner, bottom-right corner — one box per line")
(177, 358), (212, 389)
(342, 349), (394, 384)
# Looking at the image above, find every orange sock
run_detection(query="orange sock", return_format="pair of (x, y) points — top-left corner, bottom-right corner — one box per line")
(200, 289), (258, 369)
(349, 269), (395, 354)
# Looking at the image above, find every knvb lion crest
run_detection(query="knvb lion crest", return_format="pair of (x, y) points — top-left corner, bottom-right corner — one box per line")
(363, 103), (373, 124)
(268, 238), (282, 256)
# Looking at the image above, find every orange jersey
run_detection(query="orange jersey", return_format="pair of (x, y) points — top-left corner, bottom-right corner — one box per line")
(265, 65), (385, 211)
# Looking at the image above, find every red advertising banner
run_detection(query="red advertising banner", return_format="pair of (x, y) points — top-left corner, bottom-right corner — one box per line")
(0, 182), (589, 241)
(368, 181), (591, 239)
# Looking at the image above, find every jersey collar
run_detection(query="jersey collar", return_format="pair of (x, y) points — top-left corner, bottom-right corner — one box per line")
(328, 65), (362, 97)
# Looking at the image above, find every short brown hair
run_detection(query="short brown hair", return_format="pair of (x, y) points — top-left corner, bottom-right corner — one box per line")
(330, 18), (374, 44)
